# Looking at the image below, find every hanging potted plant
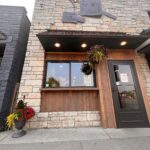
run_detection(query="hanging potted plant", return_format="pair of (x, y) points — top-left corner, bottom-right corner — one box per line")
(81, 62), (93, 75)
(81, 45), (107, 75)
(6, 96), (35, 138)
(88, 45), (107, 64)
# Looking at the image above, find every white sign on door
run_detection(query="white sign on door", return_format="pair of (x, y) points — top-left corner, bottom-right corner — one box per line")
(120, 73), (129, 83)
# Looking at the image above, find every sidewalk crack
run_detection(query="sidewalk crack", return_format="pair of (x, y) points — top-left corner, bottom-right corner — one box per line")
(80, 142), (84, 150)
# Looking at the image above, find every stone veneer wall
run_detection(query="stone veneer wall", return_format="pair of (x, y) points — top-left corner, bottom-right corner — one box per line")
(136, 53), (150, 103)
(26, 111), (100, 128)
(19, 0), (150, 128)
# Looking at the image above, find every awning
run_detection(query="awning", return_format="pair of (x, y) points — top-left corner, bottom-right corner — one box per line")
(37, 30), (150, 52)
(136, 39), (150, 54)
(136, 29), (150, 54)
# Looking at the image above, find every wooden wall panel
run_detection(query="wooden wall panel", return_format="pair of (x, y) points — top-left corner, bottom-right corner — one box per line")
(96, 49), (150, 128)
(41, 90), (99, 112)
(41, 50), (150, 128)
(45, 52), (87, 61)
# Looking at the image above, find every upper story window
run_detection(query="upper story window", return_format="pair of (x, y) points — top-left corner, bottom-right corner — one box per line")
(45, 61), (95, 88)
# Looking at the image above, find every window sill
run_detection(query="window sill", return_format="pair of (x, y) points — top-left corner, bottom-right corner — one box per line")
(41, 87), (99, 92)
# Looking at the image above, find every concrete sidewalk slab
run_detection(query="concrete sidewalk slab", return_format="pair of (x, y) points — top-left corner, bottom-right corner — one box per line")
(0, 131), (12, 142)
(0, 128), (109, 144)
(0, 128), (150, 146)
(0, 141), (83, 150)
(1, 137), (150, 150)
(81, 137), (150, 150)
(104, 128), (150, 139)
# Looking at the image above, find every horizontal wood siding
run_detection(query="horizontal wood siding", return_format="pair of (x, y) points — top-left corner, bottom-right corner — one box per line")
(41, 90), (99, 112)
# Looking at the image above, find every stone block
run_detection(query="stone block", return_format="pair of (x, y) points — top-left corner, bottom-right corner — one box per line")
(25, 80), (42, 86)
(38, 112), (49, 118)
(62, 120), (74, 127)
(92, 121), (101, 126)
(30, 61), (44, 67)
(25, 99), (41, 107)
(64, 112), (78, 116)
(28, 93), (41, 99)
(30, 121), (48, 128)
(48, 121), (62, 128)
(19, 86), (32, 92)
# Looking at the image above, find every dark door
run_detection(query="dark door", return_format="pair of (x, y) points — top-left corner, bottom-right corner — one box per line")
(108, 60), (149, 128)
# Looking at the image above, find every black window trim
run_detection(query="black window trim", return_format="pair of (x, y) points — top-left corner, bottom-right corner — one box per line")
(44, 60), (96, 88)
(148, 11), (150, 18)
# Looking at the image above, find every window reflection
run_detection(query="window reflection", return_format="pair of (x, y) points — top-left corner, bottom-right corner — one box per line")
(118, 85), (139, 110)
(114, 64), (139, 110)
(45, 62), (95, 87)
(46, 63), (69, 87)
(71, 63), (94, 87)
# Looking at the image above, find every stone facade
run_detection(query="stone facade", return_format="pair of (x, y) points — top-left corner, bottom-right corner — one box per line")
(0, 6), (30, 129)
(18, 0), (150, 128)
(26, 111), (100, 128)
(136, 53), (150, 103)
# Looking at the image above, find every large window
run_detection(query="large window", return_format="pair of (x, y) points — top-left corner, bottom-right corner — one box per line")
(45, 61), (95, 88)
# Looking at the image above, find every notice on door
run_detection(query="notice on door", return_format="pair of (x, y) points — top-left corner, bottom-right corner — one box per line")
(120, 73), (128, 83)
(84, 75), (93, 86)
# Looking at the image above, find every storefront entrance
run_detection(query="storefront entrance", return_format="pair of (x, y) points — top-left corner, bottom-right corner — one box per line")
(108, 60), (149, 128)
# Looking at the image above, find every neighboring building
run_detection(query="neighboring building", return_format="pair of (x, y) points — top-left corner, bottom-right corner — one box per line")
(0, 6), (30, 129)
(18, 0), (150, 128)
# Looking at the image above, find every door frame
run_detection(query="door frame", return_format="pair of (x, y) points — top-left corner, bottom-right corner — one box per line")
(108, 60), (149, 128)
(97, 50), (150, 128)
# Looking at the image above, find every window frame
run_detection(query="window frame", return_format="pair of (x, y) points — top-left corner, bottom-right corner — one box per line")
(148, 11), (150, 18)
(44, 60), (96, 88)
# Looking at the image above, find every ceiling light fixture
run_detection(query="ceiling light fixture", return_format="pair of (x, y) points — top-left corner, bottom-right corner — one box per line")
(120, 41), (127, 46)
(54, 43), (61, 48)
(81, 43), (87, 48)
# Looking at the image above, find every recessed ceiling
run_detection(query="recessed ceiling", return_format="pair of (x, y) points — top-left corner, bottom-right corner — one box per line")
(37, 30), (149, 52)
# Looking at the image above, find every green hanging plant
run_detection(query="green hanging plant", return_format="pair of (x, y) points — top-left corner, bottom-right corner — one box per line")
(81, 45), (107, 75)
(88, 45), (107, 64)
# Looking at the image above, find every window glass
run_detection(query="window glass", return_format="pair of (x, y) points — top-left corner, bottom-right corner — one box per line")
(46, 62), (69, 87)
(71, 63), (94, 86)
(113, 64), (139, 110)
(45, 62), (95, 87)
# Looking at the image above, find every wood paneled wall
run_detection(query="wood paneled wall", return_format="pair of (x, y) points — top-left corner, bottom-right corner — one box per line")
(41, 50), (150, 128)
(45, 52), (87, 61)
(41, 90), (99, 112)
(41, 52), (99, 112)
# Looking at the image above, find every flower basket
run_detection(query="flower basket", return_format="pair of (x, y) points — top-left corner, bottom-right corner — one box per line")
(81, 63), (93, 75)
(81, 45), (107, 75)
(14, 119), (26, 130)
(6, 96), (35, 138)
(88, 45), (107, 64)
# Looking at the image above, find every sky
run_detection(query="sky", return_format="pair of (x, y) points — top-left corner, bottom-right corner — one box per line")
(0, 0), (35, 21)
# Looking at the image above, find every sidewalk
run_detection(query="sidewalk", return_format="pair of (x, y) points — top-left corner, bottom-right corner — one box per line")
(0, 128), (150, 150)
